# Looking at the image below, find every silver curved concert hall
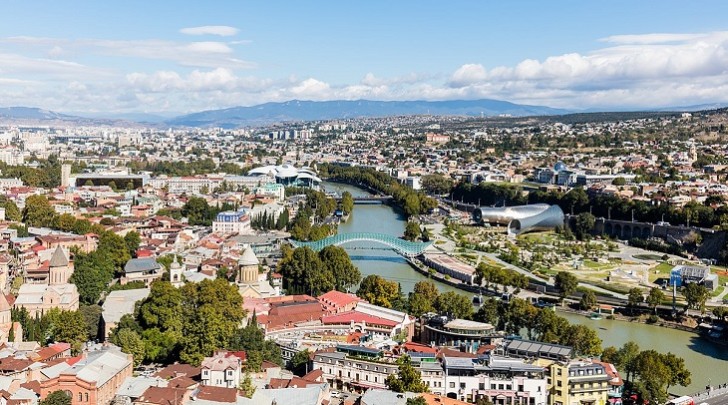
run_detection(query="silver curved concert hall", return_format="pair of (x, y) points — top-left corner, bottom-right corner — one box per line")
(472, 204), (565, 235)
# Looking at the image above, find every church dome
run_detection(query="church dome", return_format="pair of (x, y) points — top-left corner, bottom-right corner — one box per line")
(239, 247), (259, 267)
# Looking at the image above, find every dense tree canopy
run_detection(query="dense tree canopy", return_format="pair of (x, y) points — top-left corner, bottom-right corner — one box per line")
(112, 278), (245, 366)
(357, 275), (401, 308)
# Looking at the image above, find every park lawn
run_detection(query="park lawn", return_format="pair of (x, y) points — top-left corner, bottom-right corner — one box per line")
(633, 253), (665, 261)
(711, 285), (725, 298)
(647, 262), (674, 283)
(582, 259), (613, 270)
(517, 231), (558, 244)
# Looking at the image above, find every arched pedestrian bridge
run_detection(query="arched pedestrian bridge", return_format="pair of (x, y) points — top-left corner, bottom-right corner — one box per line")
(289, 232), (433, 258)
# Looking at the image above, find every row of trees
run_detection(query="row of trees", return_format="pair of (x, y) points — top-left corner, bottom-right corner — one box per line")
(277, 246), (362, 296)
(11, 306), (99, 354)
(319, 164), (437, 217)
(601, 342), (691, 404)
(474, 263), (529, 293)
(475, 296), (603, 357)
(127, 158), (249, 177)
(250, 209), (289, 231)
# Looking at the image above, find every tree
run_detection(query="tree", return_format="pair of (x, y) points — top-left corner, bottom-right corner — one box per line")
(627, 288), (644, 315)
(646, 287), (665, 314)
(601, 346), (618, 364)
(318, 245), (361, 292)
(290, 349), (311, 376)
(0, 199), (21, 221)
(229, 313), (282, 371)
(560, 324), (602, 357)
(572, 212), (596, 240)
(683, 283), (710, 313)
(407, 398), (427, 405)
(408, 281), (439, 317)
(40, 390), (71, 405)
(612, 177), (627, 186)
(421, 174), (454, 195)
(22, 194), (57, 227)
(240, 372), (256, 398)
(179, 278), (245, 366)
(615, 341), (641, 382)
(97, 232), (132, 273)
(385, 355), (428, 393)
(661, 352), (691, 390)
(124, 231), (141, 257)
(434, 291), (474, 319)
(341, 191), (354, 214)
(181, 196), (213, 226)
(357, 275), (400, 308)
(79, 304), (102, 340)
(404, 221), (421, 241)
(49, 310), (88, 354)
(278, 247), (332, 295)
(554, 272), (578, 302)
(114, 329), (146, 367)
(579, 290), (597, 311)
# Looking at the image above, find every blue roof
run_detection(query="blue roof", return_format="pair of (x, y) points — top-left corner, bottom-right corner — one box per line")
(124, 258), (161, 274)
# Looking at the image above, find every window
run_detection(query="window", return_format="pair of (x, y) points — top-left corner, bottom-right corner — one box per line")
(450, 382), (456, 388)
(491, 384), (496, 389)
(518, 385), (524, 392)
(479, 383), (485, 390)
(85, 393), (89, 402)
(460, 383), (466, 389)
(79, 393), (83, 402)
(499, 384), (504, 390)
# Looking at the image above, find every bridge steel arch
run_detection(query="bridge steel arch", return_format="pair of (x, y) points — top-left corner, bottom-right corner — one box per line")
(289, 232), (432, 258)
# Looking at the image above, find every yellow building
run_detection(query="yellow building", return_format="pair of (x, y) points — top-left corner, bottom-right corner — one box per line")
(548, 361), (610, 405)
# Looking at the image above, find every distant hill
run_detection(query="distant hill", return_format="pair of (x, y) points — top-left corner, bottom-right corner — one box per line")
(166, 99), (572, 128)
(0, 107), (140, 127)
(0, 107), (75, 120)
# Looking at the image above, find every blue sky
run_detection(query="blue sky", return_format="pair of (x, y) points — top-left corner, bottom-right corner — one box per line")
(2, 0), (728, 113)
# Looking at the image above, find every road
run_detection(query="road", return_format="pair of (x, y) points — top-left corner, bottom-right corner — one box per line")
(698, 391), (728, 405)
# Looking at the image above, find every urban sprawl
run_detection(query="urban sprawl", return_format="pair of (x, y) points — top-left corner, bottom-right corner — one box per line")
(0, 109), (726, 405)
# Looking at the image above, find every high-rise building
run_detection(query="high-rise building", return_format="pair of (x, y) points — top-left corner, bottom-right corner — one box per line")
(61, 163), (72, 188)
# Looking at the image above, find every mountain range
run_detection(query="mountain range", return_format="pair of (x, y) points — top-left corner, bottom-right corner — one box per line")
(166, 99), (570, 128)
(1, 99), (726, 128)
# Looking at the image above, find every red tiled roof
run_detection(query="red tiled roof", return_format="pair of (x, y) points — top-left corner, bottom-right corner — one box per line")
(322, 311), (398, 327)
(403, 342), (438, 354)
(318, 290), (363, 309)
(195, 386), (238, 403)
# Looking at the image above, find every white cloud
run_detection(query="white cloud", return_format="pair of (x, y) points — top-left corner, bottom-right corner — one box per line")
(450, 63), (487, 87)
(0, 36), (255, 69)
(180, 26), (239, 37)
(5, 30), (728, 112)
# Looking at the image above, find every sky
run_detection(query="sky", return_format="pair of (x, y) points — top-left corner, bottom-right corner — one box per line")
(2, 0), (728, 114)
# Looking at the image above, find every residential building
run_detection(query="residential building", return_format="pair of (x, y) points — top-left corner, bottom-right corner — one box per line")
(40, 346), (133, 405)
(200, 350), (243, 389)
(212, 209), (251, 235)
(121, 258), (163, 286)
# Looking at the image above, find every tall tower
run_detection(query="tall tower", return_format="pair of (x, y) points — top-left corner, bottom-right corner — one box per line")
(170, 256), (183, 288)
(61, 164), (72, 188)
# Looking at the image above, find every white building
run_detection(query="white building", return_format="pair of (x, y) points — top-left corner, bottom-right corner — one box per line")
(212, 209), (252, 235)
(201, 350), (243, 388)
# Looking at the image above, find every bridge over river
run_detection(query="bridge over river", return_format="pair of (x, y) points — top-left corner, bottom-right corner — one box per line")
(289, 232), (433, 258)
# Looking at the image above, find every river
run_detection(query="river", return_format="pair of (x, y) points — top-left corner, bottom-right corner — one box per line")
(323, 182), (728, 395)
(559, 311), (728, 395)
(322, 182), (460, 295)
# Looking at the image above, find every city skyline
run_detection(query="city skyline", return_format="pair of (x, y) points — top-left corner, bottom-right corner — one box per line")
(2, 0), (728, 113)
